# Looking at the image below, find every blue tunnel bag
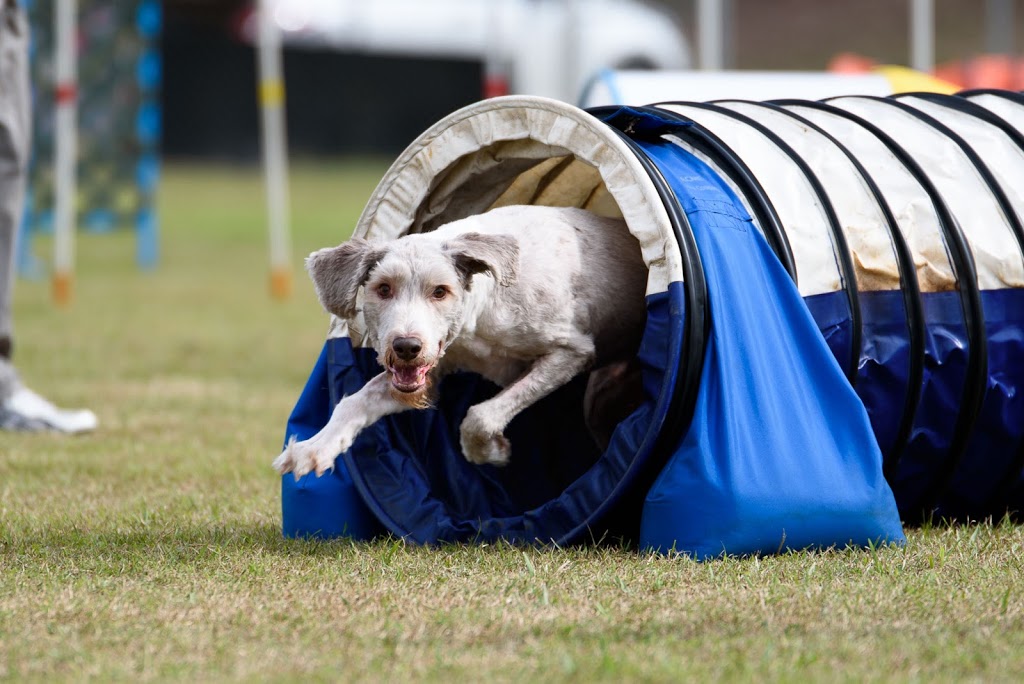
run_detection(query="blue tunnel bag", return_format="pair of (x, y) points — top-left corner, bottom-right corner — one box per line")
(281, 91), (1024, 557)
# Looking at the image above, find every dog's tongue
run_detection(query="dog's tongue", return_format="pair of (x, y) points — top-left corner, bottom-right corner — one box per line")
(391, 364), (428, 389)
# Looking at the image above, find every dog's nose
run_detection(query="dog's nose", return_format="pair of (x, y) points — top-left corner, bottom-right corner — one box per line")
(392, 337), (423, 361)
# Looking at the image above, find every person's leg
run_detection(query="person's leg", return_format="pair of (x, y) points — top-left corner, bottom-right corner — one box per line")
(0, 2), (96, 433)
(0, 0), (31, 378)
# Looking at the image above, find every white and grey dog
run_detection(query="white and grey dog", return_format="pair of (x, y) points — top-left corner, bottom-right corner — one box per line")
(273, 205), (647, 477)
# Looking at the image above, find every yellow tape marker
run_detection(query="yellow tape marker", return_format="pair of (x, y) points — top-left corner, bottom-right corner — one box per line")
(260, 79), (285, 107)
(875, 65), (960, 95)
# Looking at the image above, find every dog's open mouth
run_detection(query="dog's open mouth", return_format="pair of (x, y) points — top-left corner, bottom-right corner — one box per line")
(387, 363), (433, 393)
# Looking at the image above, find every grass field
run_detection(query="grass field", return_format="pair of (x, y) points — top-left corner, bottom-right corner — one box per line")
(2, 161), (1023, 682)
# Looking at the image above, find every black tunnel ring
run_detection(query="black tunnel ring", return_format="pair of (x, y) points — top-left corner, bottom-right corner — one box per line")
(809, 97), (989, 521)
(751, 99), (927, 479)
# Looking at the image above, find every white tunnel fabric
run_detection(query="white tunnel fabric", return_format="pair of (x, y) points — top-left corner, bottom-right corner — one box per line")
(715, 101), (902, 292)
(899, 95), (1024, 246)
(967, 93), (1024, 132)
(783, 103), (956, 293)
(328, 96), (682, 342)
(829, 97), (1024, 291)
(656, 103), (842, 298)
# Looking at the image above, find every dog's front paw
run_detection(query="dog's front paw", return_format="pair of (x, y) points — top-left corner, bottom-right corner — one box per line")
(460, 408), (511, 466)
(272, 438), (297, 474)
(311, 443), (342, 476)
(274, 437), (317, 478)
(273, 435), (342, 479)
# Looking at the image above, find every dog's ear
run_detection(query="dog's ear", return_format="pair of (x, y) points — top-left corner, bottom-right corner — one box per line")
(305, 238), (384, 319)
(444, 232), (519, 288)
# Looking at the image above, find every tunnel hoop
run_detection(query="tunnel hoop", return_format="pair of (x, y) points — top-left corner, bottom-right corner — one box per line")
(760, 99), (927, 476)
(623, 104), (799, 284)
(813, 97), (989, 519)
(957, 89), (1024, 104)
(593, 114), (710, 459)
(881, 95), (1024, 270)
(900, 91), (1024, 510)
(910, 92), (1024, 152)
(323, 96), (701, 545)
(689, 99), (864, 384)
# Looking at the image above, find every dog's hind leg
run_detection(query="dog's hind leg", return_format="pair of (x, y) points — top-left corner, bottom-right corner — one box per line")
(583, 359), (646, 451)
(460, 341), (594, 466)
(273, 372), (413, 478)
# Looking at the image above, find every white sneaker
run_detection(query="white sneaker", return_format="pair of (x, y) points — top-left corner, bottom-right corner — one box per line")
(1, 384), (98, 434)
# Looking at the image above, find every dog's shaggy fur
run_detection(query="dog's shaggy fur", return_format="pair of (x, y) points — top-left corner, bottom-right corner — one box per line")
(273, 205), (647, 477)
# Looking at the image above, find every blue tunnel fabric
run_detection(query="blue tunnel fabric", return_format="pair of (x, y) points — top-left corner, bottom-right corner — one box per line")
(802, 288), (977, 520)
(940, 289), (1024, 520)
(805, 290), (916, 466)
(634, 139), (905, 558)
(885, 291), (970, 518)
(281, 344), (382, 540)
(283, 285), (687, 546)
(827, 288), (1024, 524)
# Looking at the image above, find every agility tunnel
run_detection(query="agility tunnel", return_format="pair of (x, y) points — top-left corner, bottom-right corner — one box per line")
(281, 90), (1024, 559)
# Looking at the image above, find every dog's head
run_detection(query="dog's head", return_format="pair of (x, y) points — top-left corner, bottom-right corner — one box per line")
(307, 231), (519, 402)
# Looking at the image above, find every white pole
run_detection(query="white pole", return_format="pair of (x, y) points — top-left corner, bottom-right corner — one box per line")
(909, 0), (935, 73)
(483, 1), (508, 97)
(257, 0), (292, 299)
(53, 0), (77, 306)
(697, 0), (724, 71)
(563, 0), (580, 101)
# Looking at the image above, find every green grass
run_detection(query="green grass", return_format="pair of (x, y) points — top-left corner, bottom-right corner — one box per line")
(2, 161), (1023, 682)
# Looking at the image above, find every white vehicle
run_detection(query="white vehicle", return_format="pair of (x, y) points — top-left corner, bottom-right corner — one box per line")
(242, 0), (691, 102)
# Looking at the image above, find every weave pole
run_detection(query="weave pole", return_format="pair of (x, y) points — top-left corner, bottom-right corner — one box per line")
(53, 0), (77, 306)
(697, 0), (725, 71)
(256, 0), (292, 299)
(482, 2), (508, 98)
(909, 0), (935, 73)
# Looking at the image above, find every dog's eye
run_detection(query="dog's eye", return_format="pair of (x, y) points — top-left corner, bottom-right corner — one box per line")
(431, 286), (448, 300)
(377, 283), (392, 298)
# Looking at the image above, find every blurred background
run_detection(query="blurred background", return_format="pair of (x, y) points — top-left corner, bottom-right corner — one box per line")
(18, 1), (1024, 274)
(168, 0), (1024, 158)
(8, 0), (1024, 423)
(19, 0), (1024, 263)
(161, 0), (1023, 159)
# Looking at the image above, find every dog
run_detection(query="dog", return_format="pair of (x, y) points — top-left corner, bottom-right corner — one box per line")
(272, 204), (648, 478)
